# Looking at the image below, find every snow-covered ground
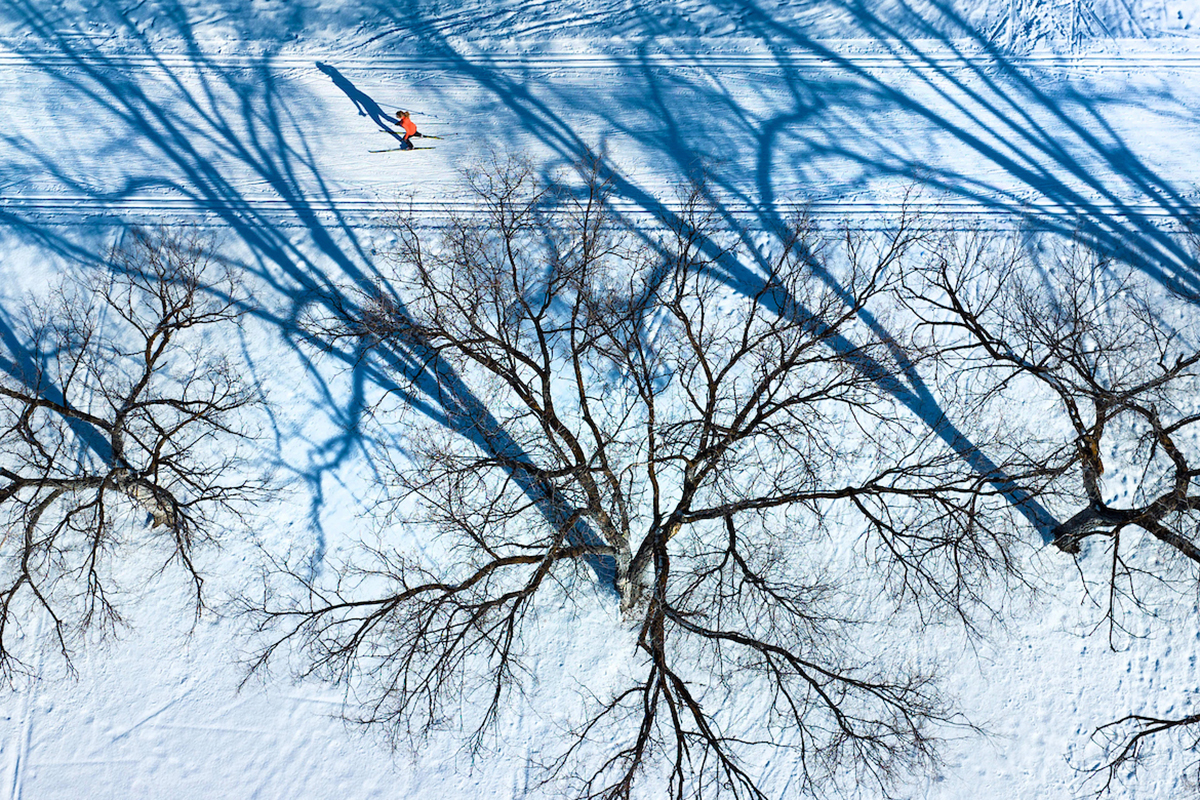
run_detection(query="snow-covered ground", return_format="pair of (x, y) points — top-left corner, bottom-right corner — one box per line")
(2, 0), (1200, 797)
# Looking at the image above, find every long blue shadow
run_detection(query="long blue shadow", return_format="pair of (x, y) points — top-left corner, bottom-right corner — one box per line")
(1, 0), (619, 585)
(364, 3), (1067, 539)
(315, 61), (401, 134)
(7, 0), (1198, 570)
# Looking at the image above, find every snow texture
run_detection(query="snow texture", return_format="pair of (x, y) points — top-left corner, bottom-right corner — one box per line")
(1, 0), (1199, 797)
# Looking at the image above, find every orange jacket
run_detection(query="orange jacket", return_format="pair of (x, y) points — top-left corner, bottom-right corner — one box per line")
(400, 116), (418, 137)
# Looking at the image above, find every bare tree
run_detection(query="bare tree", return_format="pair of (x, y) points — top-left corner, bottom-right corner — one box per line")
(0, 226), (263, 681)
(907, 229), (1200, 631)
(1087, 710), (1200, 796)
(904, 227), (1200, 792)
(253, 159), (1037, 798)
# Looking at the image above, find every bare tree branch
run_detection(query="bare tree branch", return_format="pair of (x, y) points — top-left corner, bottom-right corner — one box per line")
(0, 226), (266, 681)
(252, 158), (1021, 798)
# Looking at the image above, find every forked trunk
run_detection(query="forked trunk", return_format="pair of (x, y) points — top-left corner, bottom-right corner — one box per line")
(614, 544), (649, 615)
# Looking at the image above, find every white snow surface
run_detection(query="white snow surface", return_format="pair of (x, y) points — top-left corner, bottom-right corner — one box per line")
(2, 0), (1200, 798)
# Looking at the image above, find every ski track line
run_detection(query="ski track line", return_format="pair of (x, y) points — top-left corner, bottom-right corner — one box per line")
(5, 682), (29, 800)
(6, 613), (42, 800)
(6, 47), (1200, 72)
(108, 688), (197, 743)
(1, 195), (1194, 227)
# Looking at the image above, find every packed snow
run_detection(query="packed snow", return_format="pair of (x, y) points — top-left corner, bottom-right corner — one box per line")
(2, 0), (1200, 798)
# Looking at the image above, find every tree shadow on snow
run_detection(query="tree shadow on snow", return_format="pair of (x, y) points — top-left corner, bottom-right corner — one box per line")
(2, 0), (1198, 591)
(360, 0), (1200, 539)
(0, 0), (619, 585)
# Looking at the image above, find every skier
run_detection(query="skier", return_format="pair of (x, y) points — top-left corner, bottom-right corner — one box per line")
(394, 110), (421, 149)
(367, 110), (439, 153)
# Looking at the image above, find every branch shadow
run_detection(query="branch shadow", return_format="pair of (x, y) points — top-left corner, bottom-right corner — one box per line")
(3, 0), (1198, 582)
(363, 0), (1200, 539)
(1, 0), (617, 585)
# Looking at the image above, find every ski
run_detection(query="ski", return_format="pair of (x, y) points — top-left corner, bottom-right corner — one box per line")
(370, 146), (435, 153)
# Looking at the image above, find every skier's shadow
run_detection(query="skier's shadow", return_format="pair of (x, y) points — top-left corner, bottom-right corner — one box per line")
(316, 61), (400, 137)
